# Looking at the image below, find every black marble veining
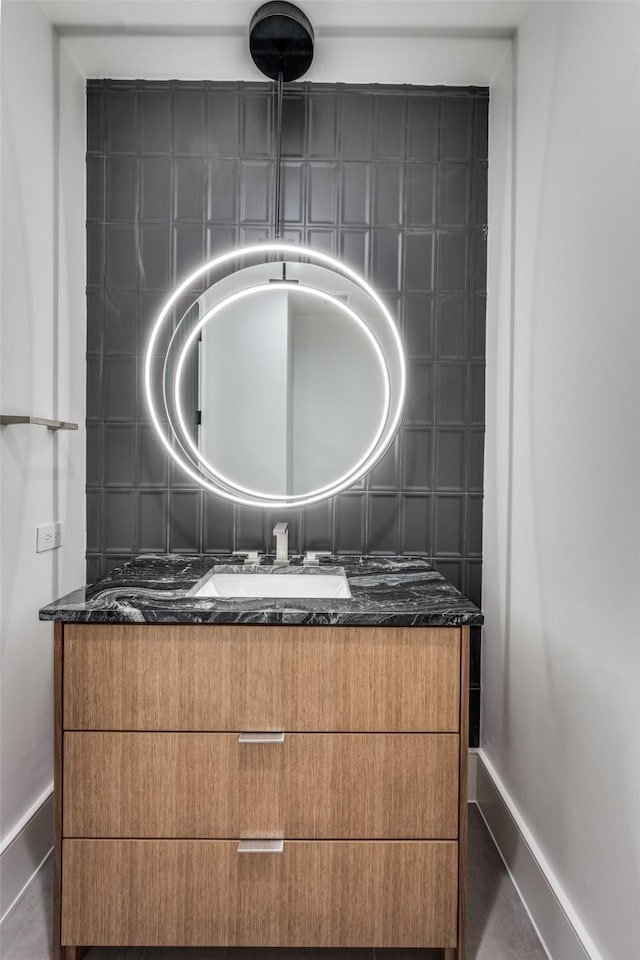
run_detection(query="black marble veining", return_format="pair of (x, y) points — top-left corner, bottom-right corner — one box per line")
(39, 555), (483, 626)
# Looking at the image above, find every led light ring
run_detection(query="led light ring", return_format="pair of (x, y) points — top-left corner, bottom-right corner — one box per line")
(159, 261), (396, 497)
(149, 261), (401, 507)
(159, 270), (394, 500)
(145, 243), (406, 507)
(173, 282), (391, 502)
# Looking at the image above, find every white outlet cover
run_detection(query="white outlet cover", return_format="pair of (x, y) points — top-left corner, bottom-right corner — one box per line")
(36, 522), (62, 553)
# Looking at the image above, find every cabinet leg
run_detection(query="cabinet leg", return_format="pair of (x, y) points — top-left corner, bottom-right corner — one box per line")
(443, 950), (457, 960)
(62, 948), (88, 960)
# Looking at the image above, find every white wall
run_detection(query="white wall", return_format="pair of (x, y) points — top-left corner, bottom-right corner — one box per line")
(291, 306), (384, 495)
(0, 0), (86, 919)
(482, 4), (640, 960)
(201, 290), (289, 495)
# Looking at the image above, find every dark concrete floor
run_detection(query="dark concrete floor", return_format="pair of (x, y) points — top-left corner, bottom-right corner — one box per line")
(1, 807), (548, 960)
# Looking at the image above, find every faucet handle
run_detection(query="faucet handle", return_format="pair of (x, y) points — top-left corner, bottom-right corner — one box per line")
(304, 550), (332, 565)
(232, 550), (263, 565)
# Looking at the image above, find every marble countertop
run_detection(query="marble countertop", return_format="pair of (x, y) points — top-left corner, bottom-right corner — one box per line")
(39, 554), (483, 627)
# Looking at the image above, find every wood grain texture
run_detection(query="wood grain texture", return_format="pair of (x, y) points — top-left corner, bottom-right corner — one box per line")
(61, 839), (458, 947)
(63, 731), (459, 839)
(53, 623), (63, 960)
(63, 624), (460, 732)
(457, 626), (470, 960)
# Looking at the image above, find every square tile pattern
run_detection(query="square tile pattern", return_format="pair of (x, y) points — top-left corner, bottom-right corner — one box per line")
(86, 81), (488, 745)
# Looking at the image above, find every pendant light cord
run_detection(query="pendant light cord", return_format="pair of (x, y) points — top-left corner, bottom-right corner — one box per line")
(274, 68), (284, 240)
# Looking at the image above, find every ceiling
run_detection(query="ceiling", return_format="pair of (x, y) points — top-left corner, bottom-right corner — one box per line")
(28, 0), (521, 85)
(34, 0), (529, 34)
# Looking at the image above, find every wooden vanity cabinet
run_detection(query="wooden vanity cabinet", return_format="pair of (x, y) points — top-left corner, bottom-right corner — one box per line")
(54, 622), (469, 960)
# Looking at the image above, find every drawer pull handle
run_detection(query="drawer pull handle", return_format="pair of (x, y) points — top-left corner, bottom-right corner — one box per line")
(237, 839), (284, 854)
(238, 731), (285, 743)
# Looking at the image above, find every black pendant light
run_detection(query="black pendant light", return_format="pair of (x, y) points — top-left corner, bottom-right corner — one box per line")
(249, 1), (315, 82)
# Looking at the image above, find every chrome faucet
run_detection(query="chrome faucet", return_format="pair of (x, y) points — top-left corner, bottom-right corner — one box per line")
(273, 522), (289, 565)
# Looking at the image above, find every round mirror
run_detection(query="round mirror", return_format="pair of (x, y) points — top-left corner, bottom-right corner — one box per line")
(145, 243), (405, 509)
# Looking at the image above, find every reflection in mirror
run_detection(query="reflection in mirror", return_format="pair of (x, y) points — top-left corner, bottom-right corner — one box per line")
(148, 243), (405, 508)
(179, 284), (387, 498)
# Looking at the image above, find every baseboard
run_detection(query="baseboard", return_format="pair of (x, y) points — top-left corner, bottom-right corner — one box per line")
(476, 750), (601, 960)
(0, 788), (53, 924)
(467, 748), (478, 801)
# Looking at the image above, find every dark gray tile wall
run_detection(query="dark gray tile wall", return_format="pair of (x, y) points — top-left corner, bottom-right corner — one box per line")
(86, 80), (487, 745)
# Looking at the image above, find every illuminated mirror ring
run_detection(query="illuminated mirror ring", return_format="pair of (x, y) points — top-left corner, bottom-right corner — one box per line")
(159, 273), (391, 503)
(173, 282), (391, 502)
(144, 243), (406, 508)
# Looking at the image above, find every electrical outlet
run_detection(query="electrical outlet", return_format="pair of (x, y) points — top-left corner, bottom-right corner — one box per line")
(36, 521), (63, 553)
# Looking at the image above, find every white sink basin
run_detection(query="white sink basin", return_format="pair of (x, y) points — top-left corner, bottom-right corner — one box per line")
(193, 567), (351, 599)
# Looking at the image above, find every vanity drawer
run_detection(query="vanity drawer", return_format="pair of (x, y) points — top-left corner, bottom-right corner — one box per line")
(63, 731), (459, 839)
(61, 838), (458, 947)
(63, 624), (460, 732)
